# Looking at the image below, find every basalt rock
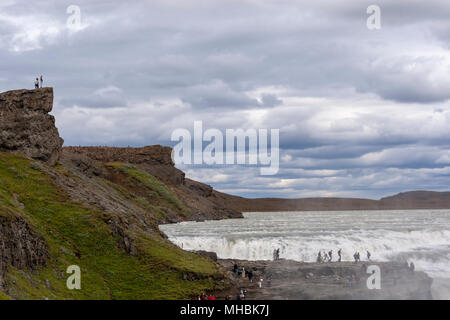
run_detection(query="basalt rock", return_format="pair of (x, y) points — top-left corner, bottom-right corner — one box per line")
(0, 88), (64, 166)
(0, 216), (49, 288)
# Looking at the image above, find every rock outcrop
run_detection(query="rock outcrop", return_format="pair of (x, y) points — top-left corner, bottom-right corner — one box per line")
(216, 259), (433, 300)
(63, 146), (184, 185)
(60, 146), (243, 222)
(0, 216), (49, 288)
(0, 88), (63, 166)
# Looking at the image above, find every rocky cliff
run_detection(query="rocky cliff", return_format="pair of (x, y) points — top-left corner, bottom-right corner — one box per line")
(60, 146), (242, 221)
(0, 88), (63, 166)
(0, 88), (440, 300)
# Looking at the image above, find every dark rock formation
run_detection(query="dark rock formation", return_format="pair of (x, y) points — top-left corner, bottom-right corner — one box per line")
(0, 88), (63, 166)
(0, 216), (49, 288)
(194, 250), (218, 262)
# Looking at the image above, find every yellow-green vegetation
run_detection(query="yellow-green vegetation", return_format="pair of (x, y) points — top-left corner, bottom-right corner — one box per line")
(0, 290), (11, 300)
(106, 162), (190, 219)
(0, 153), (223, 300)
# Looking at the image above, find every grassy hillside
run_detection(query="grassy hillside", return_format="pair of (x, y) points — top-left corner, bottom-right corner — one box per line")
(0, 152), (225, 300)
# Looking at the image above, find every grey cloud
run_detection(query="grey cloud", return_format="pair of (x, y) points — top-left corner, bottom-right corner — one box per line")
(1, 0), (450, 198)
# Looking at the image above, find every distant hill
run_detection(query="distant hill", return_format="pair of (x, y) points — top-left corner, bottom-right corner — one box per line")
(214, 191), (450, 212)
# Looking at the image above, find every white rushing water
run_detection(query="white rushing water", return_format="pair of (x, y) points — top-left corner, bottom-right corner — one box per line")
(159, 210), (450, 299)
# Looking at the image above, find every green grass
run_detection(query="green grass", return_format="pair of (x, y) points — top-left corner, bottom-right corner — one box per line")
(0, 153), (222, 300)
(0, 291), (11, 300)
(105, 162), (190, 218)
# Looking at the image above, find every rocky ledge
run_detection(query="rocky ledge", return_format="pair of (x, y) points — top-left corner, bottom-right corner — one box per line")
(215, 259), (433, 300)
(0, 88), (63, 166)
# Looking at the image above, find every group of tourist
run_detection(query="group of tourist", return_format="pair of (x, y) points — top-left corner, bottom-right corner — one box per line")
(197, 293), (216, 300)
(316, 249), (373, 263)
(230, 263), (267, 300)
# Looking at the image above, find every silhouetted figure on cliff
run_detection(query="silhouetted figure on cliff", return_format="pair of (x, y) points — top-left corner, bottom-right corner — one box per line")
(367, 250), (371, 261)
(35, 78), (39, 89)
(328, 250), (333, 262)
(40, 75), (43, 88)
(338, 249), (342, 262)
(273, 248), (280, 260)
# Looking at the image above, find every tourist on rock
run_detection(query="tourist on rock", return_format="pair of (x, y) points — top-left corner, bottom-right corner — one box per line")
(35, 78), (39, 89)
(233, 263), (239, 276)
(353, 252), (358, 264)
(317, 251), (322, 263)
(338, 249), (342, 262)
(241, 267), (246, 278)
(409, 262), (415, 273)
(367, 250), (371, 261)
(273, 248), (280, 260)
(248, 270), (254, 282)
(40, 75), (43, 88)
(328, 250), (333, 262)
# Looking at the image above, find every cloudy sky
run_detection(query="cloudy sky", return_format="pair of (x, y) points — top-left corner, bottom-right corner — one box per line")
(1, 0), (450, 199)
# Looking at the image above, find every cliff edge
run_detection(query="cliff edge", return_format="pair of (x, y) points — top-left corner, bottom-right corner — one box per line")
(0, 88), (63, 166)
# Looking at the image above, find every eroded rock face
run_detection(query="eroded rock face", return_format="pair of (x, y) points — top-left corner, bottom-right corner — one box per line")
(0, 216), (49, 288)
(0, 88), (64, 166)
(63, 146), (185, 185)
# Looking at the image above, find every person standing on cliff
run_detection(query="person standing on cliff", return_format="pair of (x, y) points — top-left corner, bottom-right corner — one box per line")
(367, 250), (371, 261)
(34, 78), (39, 89)
(317, 251), (322, 263)
(40, 75), (43, 88)
(328, 250), (333, 262)
(338, 249), (342, 262)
